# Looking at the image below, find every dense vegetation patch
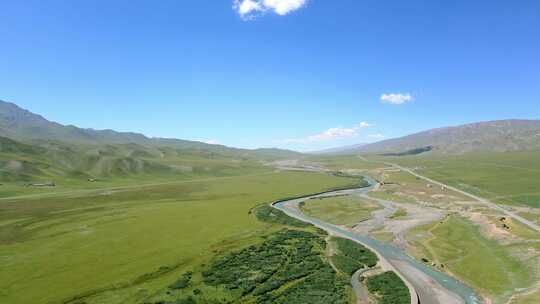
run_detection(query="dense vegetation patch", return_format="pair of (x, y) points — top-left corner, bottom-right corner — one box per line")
(255, 205), (309, 227)
(331, 254), (364, 276)
(331, 173), (371, 187)
(366, 271), (410, 304)
(169, 272), (193, 290)
(332, 237), (378, 274)
(149, 228), (356, 303)
(149, 228), (369, 303)
(201, 229), (351, 304)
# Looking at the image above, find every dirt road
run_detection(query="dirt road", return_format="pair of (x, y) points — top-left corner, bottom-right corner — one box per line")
(388, 162), (540, 234)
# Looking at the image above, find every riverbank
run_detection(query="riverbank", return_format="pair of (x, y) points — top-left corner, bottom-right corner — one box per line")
(271, 177), (482, 304)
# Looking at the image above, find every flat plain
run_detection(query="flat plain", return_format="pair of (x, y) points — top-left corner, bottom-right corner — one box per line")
(406, 215), (535, 303)
(0, 170), (358, 304)
(300, 195), (381, 227)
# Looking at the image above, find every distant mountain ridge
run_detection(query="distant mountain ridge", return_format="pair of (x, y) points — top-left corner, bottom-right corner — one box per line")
(0, 100), (198, 146)
(309, 143), (367, 155)
(331, 119), (540, 155)
(0, 100), (299, 156)
(0, 100), (301, 183)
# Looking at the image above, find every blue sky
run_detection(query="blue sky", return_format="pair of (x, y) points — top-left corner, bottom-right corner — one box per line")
(1, 0), (539, 151)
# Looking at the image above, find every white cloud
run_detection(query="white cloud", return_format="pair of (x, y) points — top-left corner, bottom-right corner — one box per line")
(233, 0), (308, 19)
(263, 0), (307, 15)
(359, 121), (373, 128)
(380, 93), (413, 105)
(234, 0), (264, 17)
(282, 122), (373, 144)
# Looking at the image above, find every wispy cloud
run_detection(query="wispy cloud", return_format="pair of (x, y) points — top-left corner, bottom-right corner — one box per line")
(368, 133), (385, 139)
(233, 0), (308, 19)
(281, 122), (373, 144)
(380, 93), (413, 105)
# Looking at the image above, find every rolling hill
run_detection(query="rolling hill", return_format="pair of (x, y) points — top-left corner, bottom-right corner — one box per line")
(330, 120), (540, 155)
(0, 100), (299, 156)
(0, 100), (300, 183)
(0, 100), (150, 145)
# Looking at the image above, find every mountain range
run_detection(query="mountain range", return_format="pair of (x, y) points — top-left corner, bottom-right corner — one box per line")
(0, 100), (302, 155)
(324, 119), (540, 155)
(2, 99), (540, 183)
(0, 100), (299, 183)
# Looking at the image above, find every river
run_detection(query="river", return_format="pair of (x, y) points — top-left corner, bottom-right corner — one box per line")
(272, 177), (482, 304)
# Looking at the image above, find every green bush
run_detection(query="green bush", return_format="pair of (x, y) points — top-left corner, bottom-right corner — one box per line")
(330, 237), (378, 276)
(255, 205), (310, 227)
(202, 229), (350, 303)
(334, 237), (377, 268)
(366, 271), (410, 304)
(331, 255), (362, 275)
(168, 272), (192, 290)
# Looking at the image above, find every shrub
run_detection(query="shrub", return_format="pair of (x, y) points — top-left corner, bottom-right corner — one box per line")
(366, 271), (410, 304)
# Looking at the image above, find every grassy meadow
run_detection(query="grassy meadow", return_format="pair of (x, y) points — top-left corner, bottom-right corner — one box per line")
(385, 151), (540, 208)
(0, 170), (358, 304)
(368, 190), (417, 205)
(3, 144), (538, 304)
(300, 195), (381, 227)
(307, 155), (384, 171)
(406, 215), (535, 303)
(0, 139), (271, 198)
(510, 291), (540, 304)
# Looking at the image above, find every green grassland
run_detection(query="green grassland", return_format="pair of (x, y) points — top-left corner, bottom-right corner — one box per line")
(307, 155), (384, 170)
(142, 207), (384, 304)
(368, 190), (417, 204)
(371, 169), (472, 204)
(3, 136), (538, 304)
(0, 170), (358, 304)
(300, 195), (381, 227)
(385, 151), (540, 208)
(517, 211), (540, 225)
(0, 134), (304, 199)
(0, 137), (275, 197)
(510, 291), (540, 304)
(320, 151), (540, 208)
(406, 215), (535, 303)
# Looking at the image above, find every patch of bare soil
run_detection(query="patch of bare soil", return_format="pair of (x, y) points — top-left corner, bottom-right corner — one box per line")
(465, 212), (513, 242)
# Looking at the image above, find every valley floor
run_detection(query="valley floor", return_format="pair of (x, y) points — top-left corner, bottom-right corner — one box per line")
(0, 170), (358, 304)
(2, 151), (539, 304)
